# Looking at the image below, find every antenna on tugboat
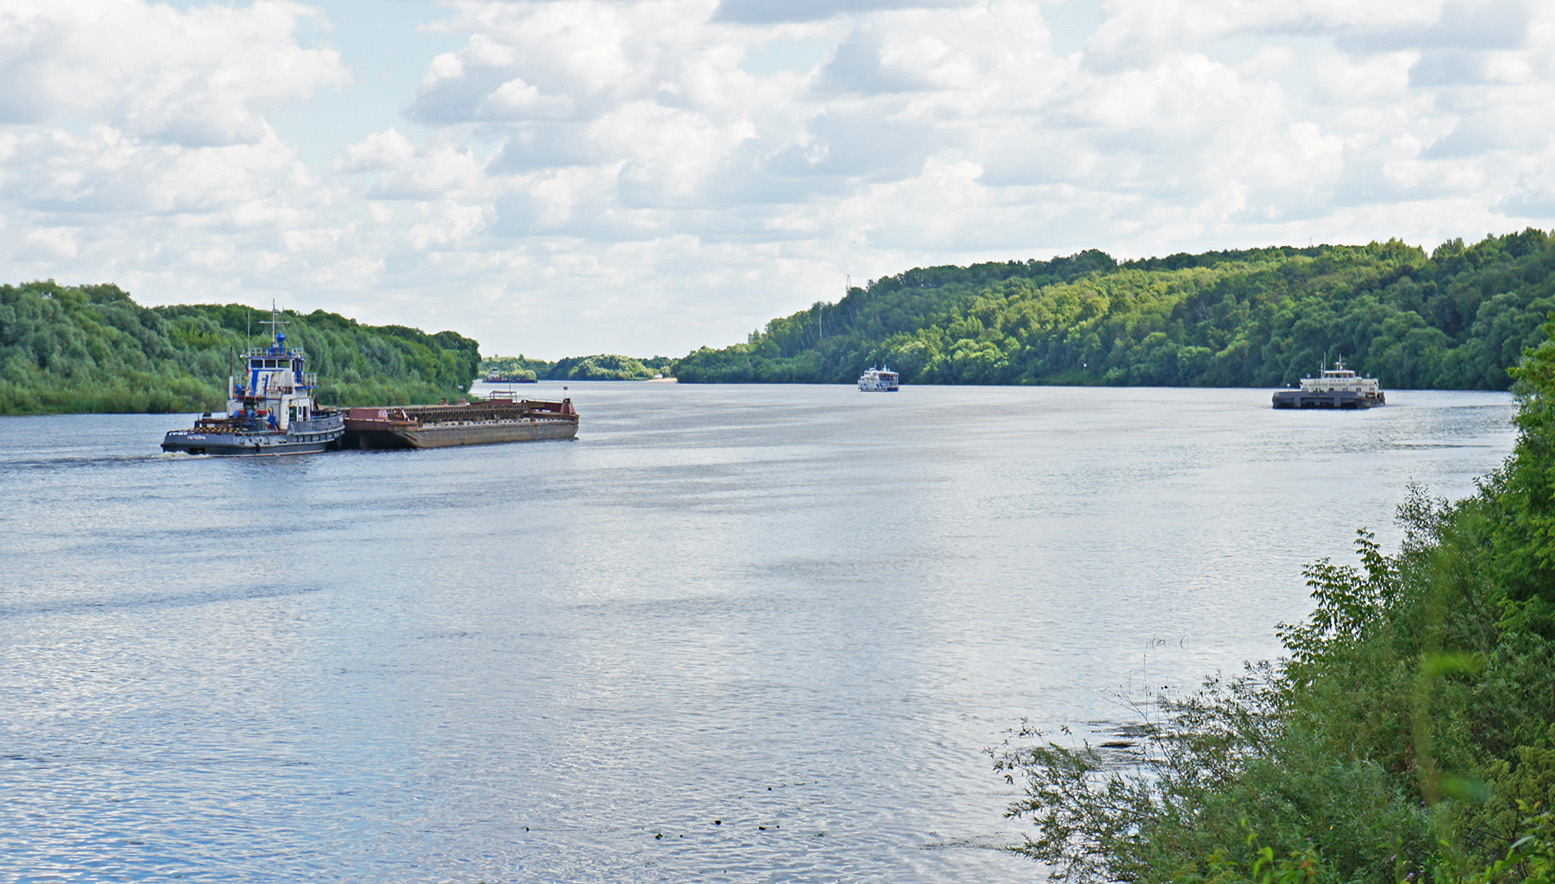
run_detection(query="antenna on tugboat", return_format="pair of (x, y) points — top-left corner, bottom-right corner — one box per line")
(260, 300), (290, 348)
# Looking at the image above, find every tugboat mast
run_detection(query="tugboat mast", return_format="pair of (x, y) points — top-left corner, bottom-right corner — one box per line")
(261, 302), (289, 350)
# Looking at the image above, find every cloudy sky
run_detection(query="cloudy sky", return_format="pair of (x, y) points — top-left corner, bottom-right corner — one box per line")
(3, 0), (1553, 359)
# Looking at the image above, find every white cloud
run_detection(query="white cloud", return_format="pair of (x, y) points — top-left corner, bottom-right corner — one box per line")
(1, 124), (315, 214)
(413, 0), (719, 123)
(1337, 0), (1533, 52)
(481, 77), (579, 119)
(4, 0), (1555, 360)
(0, 0), (349, 146)
(339, 128), (487, 200)
(23, 226), (79, 259)
(1311, 48), (1416, 104)
(405, 200), (492, 251)
(713, 0), (977, 25)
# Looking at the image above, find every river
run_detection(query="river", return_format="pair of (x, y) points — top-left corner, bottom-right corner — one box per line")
(0, 383), (1517, 882)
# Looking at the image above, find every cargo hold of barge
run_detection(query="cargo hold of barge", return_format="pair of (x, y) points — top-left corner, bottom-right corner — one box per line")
(341, 393), (578, 449)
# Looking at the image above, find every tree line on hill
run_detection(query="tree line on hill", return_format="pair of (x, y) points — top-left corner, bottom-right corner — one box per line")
(6, 228), (1555, 416)
(0, 281), (480, 414)
(479, 353), (675, 382)
(675, 229), (1555, 390)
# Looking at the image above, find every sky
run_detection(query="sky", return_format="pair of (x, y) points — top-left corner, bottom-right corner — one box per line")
(3, 0), (1554, 359)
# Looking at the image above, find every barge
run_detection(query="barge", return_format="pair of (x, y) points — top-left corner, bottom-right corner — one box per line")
(1272, 361), (1385, 409)
(342, 391), (578, 449)
(162, 306), (344, 455)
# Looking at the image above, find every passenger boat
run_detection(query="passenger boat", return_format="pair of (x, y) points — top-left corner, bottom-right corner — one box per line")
(858, 365), (899, 392)
(161, 307), (344, 455)
(1272, 360), (1386, 409)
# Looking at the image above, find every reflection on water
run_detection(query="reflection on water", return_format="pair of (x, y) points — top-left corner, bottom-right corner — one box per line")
(0, 386), (1516, 882)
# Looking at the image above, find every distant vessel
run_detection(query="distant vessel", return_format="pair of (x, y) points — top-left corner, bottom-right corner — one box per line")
(161, 307), (344, 455)
(485, 368), (536, 384)
(858, 366), (899, 392)
(1272, 360), (1385, 409)
(341, 390), (578, 449)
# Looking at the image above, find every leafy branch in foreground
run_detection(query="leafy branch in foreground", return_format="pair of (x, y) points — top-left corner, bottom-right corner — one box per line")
(993, 667), (1284, 883)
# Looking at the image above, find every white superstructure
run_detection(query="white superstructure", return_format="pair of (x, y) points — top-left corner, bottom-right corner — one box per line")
(858, 366), (900, 392)
(1272, 359), (1386, 409)
(1298, 360), (1381, 396)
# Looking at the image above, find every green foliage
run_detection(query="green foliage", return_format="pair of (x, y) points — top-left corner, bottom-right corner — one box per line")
(479, 354), (546, 381)
(675, 231), (1555, 388)
(480, 353), (674, 381)
(546, 353), (674, 381)
(1186, 811), (1554, 884)
(0, 282), (480, 414)
(993, 319), (1555, 882)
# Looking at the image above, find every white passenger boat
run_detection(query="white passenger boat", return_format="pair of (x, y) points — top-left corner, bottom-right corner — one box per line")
(858, 366), (899, 392)
(1272, 360), (1385, 409)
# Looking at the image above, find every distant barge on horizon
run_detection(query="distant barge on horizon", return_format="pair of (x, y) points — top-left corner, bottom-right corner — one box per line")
(1272, 361), (1386, 410)
(484, 368), (537, 384)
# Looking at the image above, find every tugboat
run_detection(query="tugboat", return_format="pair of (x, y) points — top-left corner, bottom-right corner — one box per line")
(161, 306), (345, 455)
(1272, 360), (1386, 409)
(858, 365), (899, 392)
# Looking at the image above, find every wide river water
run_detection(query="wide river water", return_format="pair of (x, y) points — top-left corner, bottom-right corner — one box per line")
(0, 383), (1518, 883)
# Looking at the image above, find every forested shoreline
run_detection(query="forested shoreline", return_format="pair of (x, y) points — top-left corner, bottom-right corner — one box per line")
(677, 230), (1555, 389)
(478, 353), (675, 382)
(0, 281), (480, 414)
(7, 229), (1555, 416)
(994, 324), (1555, 882)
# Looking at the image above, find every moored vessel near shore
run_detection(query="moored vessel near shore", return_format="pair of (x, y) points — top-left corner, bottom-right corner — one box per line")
(1272, 361), (1386, 409)
(341, 391), (578, 449)
(484, 368), (537, 384)
(161, 308), (344, 455)
(858, 365), (899, 392)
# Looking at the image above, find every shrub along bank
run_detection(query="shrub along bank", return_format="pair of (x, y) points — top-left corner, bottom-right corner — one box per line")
(994, 324), (1555, 882)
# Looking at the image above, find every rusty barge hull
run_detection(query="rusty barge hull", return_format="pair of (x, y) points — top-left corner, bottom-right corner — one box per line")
(342, 398), (578, 450)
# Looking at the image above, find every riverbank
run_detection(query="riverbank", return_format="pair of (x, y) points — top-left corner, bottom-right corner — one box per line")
(997, 327), (1555, 881)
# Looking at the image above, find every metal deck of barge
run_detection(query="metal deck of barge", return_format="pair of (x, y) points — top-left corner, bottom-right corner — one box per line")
(341, 395), (578, 449)
(1271, 389), (1386, 409)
